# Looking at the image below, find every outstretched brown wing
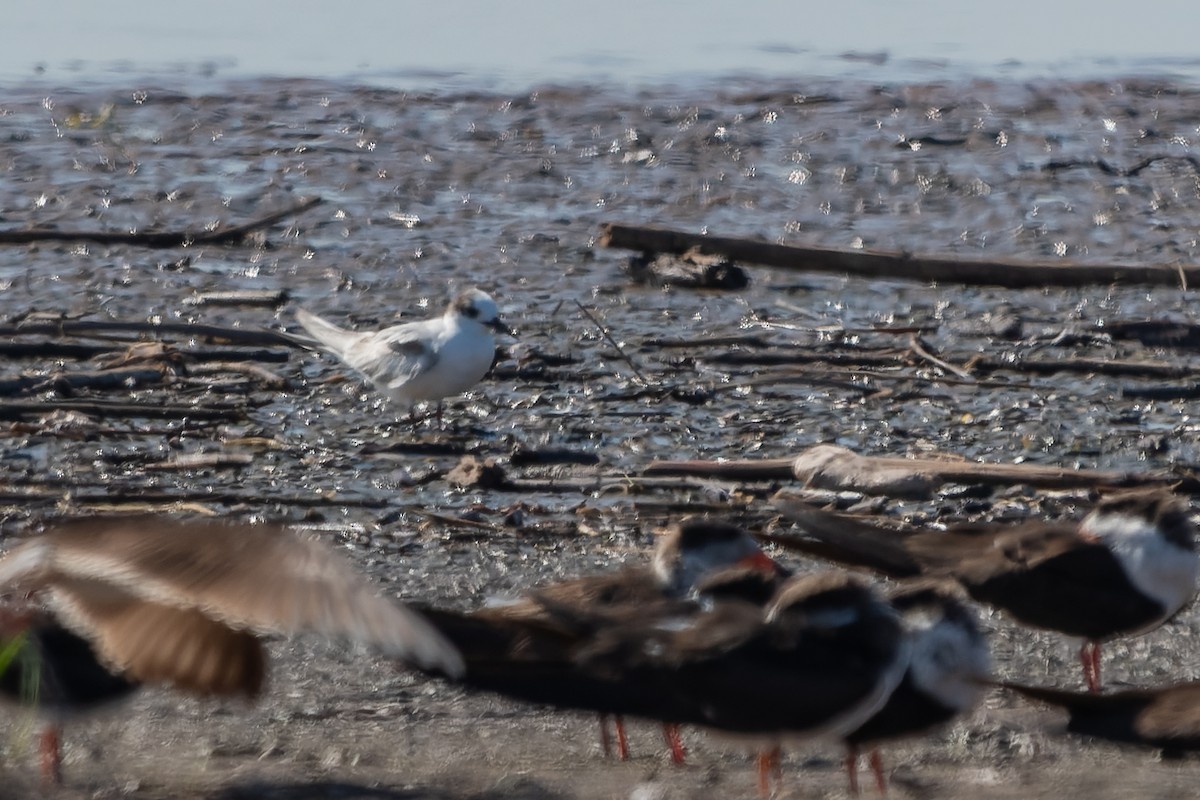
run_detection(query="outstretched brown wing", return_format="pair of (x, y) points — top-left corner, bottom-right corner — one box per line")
(1, 517), (463, 677)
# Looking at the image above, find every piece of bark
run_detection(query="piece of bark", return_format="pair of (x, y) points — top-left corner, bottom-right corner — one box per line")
(446, 455), (512, 490)
(789, 445), (939, 499)
(625, 248), (750, 289)
(93, 342), (185, 370)
(598, 222), (1197, 288)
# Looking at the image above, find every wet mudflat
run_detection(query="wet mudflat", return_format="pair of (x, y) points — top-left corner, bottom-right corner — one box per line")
(4, 75), (1200, 797)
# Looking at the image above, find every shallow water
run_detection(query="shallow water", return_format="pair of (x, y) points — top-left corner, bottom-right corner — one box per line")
(8, 1), (1200, 91)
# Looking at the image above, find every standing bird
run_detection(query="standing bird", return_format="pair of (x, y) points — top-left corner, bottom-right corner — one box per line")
(412, 518), (785, 763)
(572, 571), (910, 797)
(767, 489), (1198, 693)
(294, 288), (513, 420)
(0, 516), (464, 785)
(842, 581), (991, 795)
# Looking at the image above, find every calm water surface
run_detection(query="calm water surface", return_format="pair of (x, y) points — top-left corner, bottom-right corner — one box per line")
(5, 0), (1200, 91)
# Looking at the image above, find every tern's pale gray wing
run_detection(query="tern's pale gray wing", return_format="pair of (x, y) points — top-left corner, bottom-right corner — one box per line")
(332, 322), (440, 390)
(377, 332), (439, 390)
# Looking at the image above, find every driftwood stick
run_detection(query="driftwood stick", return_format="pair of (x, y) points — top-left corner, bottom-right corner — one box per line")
(0, 320), (300, 349)
(184, 289), (288, 308)
(187, 362), (290, 389)
(646, 445), (1161, 499)
(709, 348), (1200, 380)
(0, 367), (168, 397)
(907, 335), (975, 380)
(707, 349), (907, 369)
(0, 342), (114, 360)
(0, 340), (292, 363)
(0, 197), (323, 247)
(0, 399), (245, 421)
(972, 355), (1196, 379)
(0, 488), (389, 509)
(643, 457), (798, 480)
(729, 367), (1039, 392)
(598, 222), (1196, 289)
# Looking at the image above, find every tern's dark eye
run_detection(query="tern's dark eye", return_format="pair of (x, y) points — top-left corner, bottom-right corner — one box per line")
(464, 305), (479, 319)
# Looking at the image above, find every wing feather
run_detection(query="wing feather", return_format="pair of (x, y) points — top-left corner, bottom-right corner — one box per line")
(10, 517), (464, 678)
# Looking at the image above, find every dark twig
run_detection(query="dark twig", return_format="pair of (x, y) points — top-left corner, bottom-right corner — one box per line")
(907, 335), (975, 380)
(0, 488), (389, 509)
(574, 300), (651, 385)
(1042, 155), (1200, 177)
(0, 399), (246, 421)
(0, 197), (323, 247)
(0, 320), (300, 349)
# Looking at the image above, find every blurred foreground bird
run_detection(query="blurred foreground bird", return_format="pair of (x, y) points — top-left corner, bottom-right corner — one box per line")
(1003, 680), (1200, 755)
(0, 516), (464, 785)
(294, 288), (513, 421)
(767, 489), (1197, 693)
(569, 570), (910, 797)
(417, 558), (909, 798)
(842, 581), (991, 795)
(413, 518), (785, 764)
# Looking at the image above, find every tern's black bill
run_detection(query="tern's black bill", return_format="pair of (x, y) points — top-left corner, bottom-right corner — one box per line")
(489, 318), (517, 337)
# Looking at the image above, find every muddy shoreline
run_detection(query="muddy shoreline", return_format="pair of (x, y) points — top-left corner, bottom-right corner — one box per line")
(3, 75), (1200, 797)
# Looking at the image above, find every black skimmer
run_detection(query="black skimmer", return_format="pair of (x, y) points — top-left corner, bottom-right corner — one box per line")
(768, 489), (1197, 693)
(842, 581), (991, 795)
(572, 570), (910, 797)
(0, 516), (463, 784)
(1003, 680), (1200, 754)
(413, 517), (785, 763)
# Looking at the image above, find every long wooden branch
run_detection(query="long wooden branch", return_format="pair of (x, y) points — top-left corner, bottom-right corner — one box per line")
(645, 444), (1167, 499)
(0, 320), (300, 349)
(0, 197), (322, 247)
(0, 367), (167, 397)
(0, 399), (246, 421)
(0, 488), (390, 509)
(598, 222), (1195, 289)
